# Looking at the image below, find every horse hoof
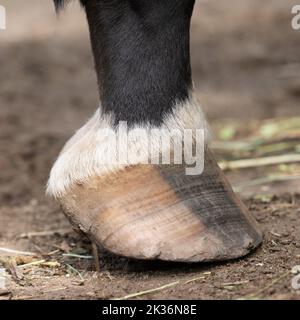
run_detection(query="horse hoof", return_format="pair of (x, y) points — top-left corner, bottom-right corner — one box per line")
(58, 148), (262, 262)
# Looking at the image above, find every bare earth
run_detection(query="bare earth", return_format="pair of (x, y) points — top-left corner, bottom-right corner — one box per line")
(0, 0), (300, 300)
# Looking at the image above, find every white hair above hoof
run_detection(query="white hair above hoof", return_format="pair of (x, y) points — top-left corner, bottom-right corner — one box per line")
(47, 94), (210, 198)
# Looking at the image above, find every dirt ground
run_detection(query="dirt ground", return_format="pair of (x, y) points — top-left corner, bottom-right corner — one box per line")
(0, 0), (300, 300)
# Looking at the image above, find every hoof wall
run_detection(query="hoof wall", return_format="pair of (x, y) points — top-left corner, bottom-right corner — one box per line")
(59, 148), (262, 262)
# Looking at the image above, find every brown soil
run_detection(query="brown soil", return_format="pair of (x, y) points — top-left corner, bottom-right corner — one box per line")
(0, 0), (299, 300)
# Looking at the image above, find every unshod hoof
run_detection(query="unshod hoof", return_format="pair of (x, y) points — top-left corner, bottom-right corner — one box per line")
(58, 148), (262, 262)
